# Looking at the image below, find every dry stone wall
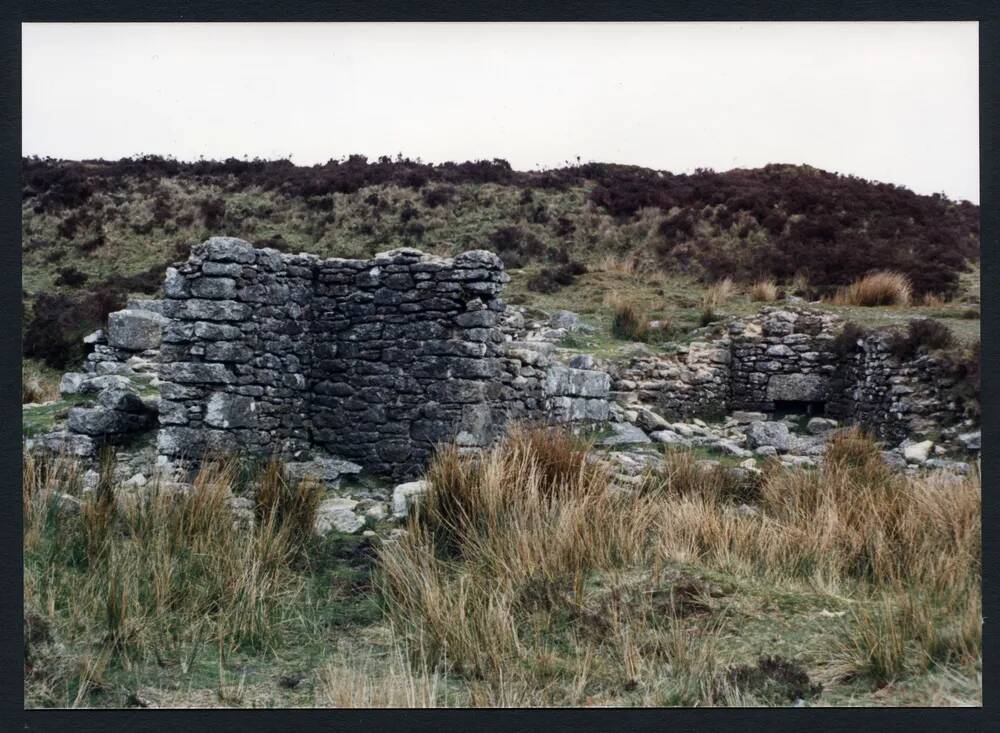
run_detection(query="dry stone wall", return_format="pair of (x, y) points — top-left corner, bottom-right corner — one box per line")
(154, 238), (519, 477)
(610, 307), (972, 442)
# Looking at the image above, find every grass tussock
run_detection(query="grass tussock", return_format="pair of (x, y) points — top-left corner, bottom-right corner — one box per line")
(23, 450), (324, 707)
(608, 296), (650, 342)
(832, 271), (913, 307)
(378, 426), (980, 705)
(22, 359), (61, 404)
(25, 425), (981, 707)
(748, 279), (778, 302)
(702, 278), (736, 307)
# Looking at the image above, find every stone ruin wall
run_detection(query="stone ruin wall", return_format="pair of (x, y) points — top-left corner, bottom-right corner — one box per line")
(49, 239), (972, 472)
(150, 237), (609, 478)
(611, 307), (971, 442)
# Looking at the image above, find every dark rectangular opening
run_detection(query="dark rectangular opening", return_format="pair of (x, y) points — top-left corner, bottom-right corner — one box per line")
(773, 399), (826, 418)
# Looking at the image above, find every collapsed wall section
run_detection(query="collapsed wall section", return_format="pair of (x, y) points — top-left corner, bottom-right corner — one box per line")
(609, 307), (972, 442)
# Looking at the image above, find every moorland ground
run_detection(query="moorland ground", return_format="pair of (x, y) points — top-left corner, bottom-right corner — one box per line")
(22, 157), (981, 707)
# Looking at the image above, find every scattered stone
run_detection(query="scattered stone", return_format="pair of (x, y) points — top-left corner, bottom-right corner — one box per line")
(881, 451), (907, 469)
(958, 431), (981, 451)
(634, 406), (671, 432)
(392, 480), (429, 518)
(903, 440), (934, 464)
(745, 421), (791, 452)
(731, 411), (767, 424)
(924, 459), (971, 475)
(714, 440), (752, 458)
(649, 429), (687, 446)
(226, 496), (255, 528)
(123, 473), (147, 488)
(52, 492), (82, 516)
(314, 500), (365, 536)
(597, 423), (651, 446)
(549, 310), (590, 332)
(806, 417), (838, 435)
(782, 455), (817, 468)
(364, 503), (389, 522)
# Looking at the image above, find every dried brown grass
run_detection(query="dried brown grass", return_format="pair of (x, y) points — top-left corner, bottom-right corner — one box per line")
(831, 271), (913, 307)
(702, 278), (736, 307)
(381, 425), (980, 704)
(749, 279), (778, 302)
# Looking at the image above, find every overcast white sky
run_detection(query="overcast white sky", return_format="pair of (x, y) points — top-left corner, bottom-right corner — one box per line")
(22, 22), (980, 203)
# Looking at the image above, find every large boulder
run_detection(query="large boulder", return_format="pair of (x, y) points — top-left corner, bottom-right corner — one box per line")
(96, 389), (147, 413)
(26, 430), (96, 457)
(745, 421), (792, 452)
(67, 406), (154, 436)
(106, 309), (169, 351)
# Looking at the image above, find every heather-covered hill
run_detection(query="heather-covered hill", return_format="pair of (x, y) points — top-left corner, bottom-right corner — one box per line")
(22, 156), (979, 368)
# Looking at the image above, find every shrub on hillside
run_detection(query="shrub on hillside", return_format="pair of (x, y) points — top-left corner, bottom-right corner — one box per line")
(833, 271), (913, 307)
(24, 290), (125, 369)
(421, 185), (455, 208)
(54, 267), (88, 287)
(487, 225), (545, 269)
(525, 261), (586, 293)
(829, 322), (868, 358)
(199, 197), (227, 229)
(887, 319), (956, 360)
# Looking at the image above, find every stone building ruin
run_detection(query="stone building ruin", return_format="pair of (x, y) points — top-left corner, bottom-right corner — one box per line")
(47, 238), (976, 478)
(149, 237), (606, 478)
